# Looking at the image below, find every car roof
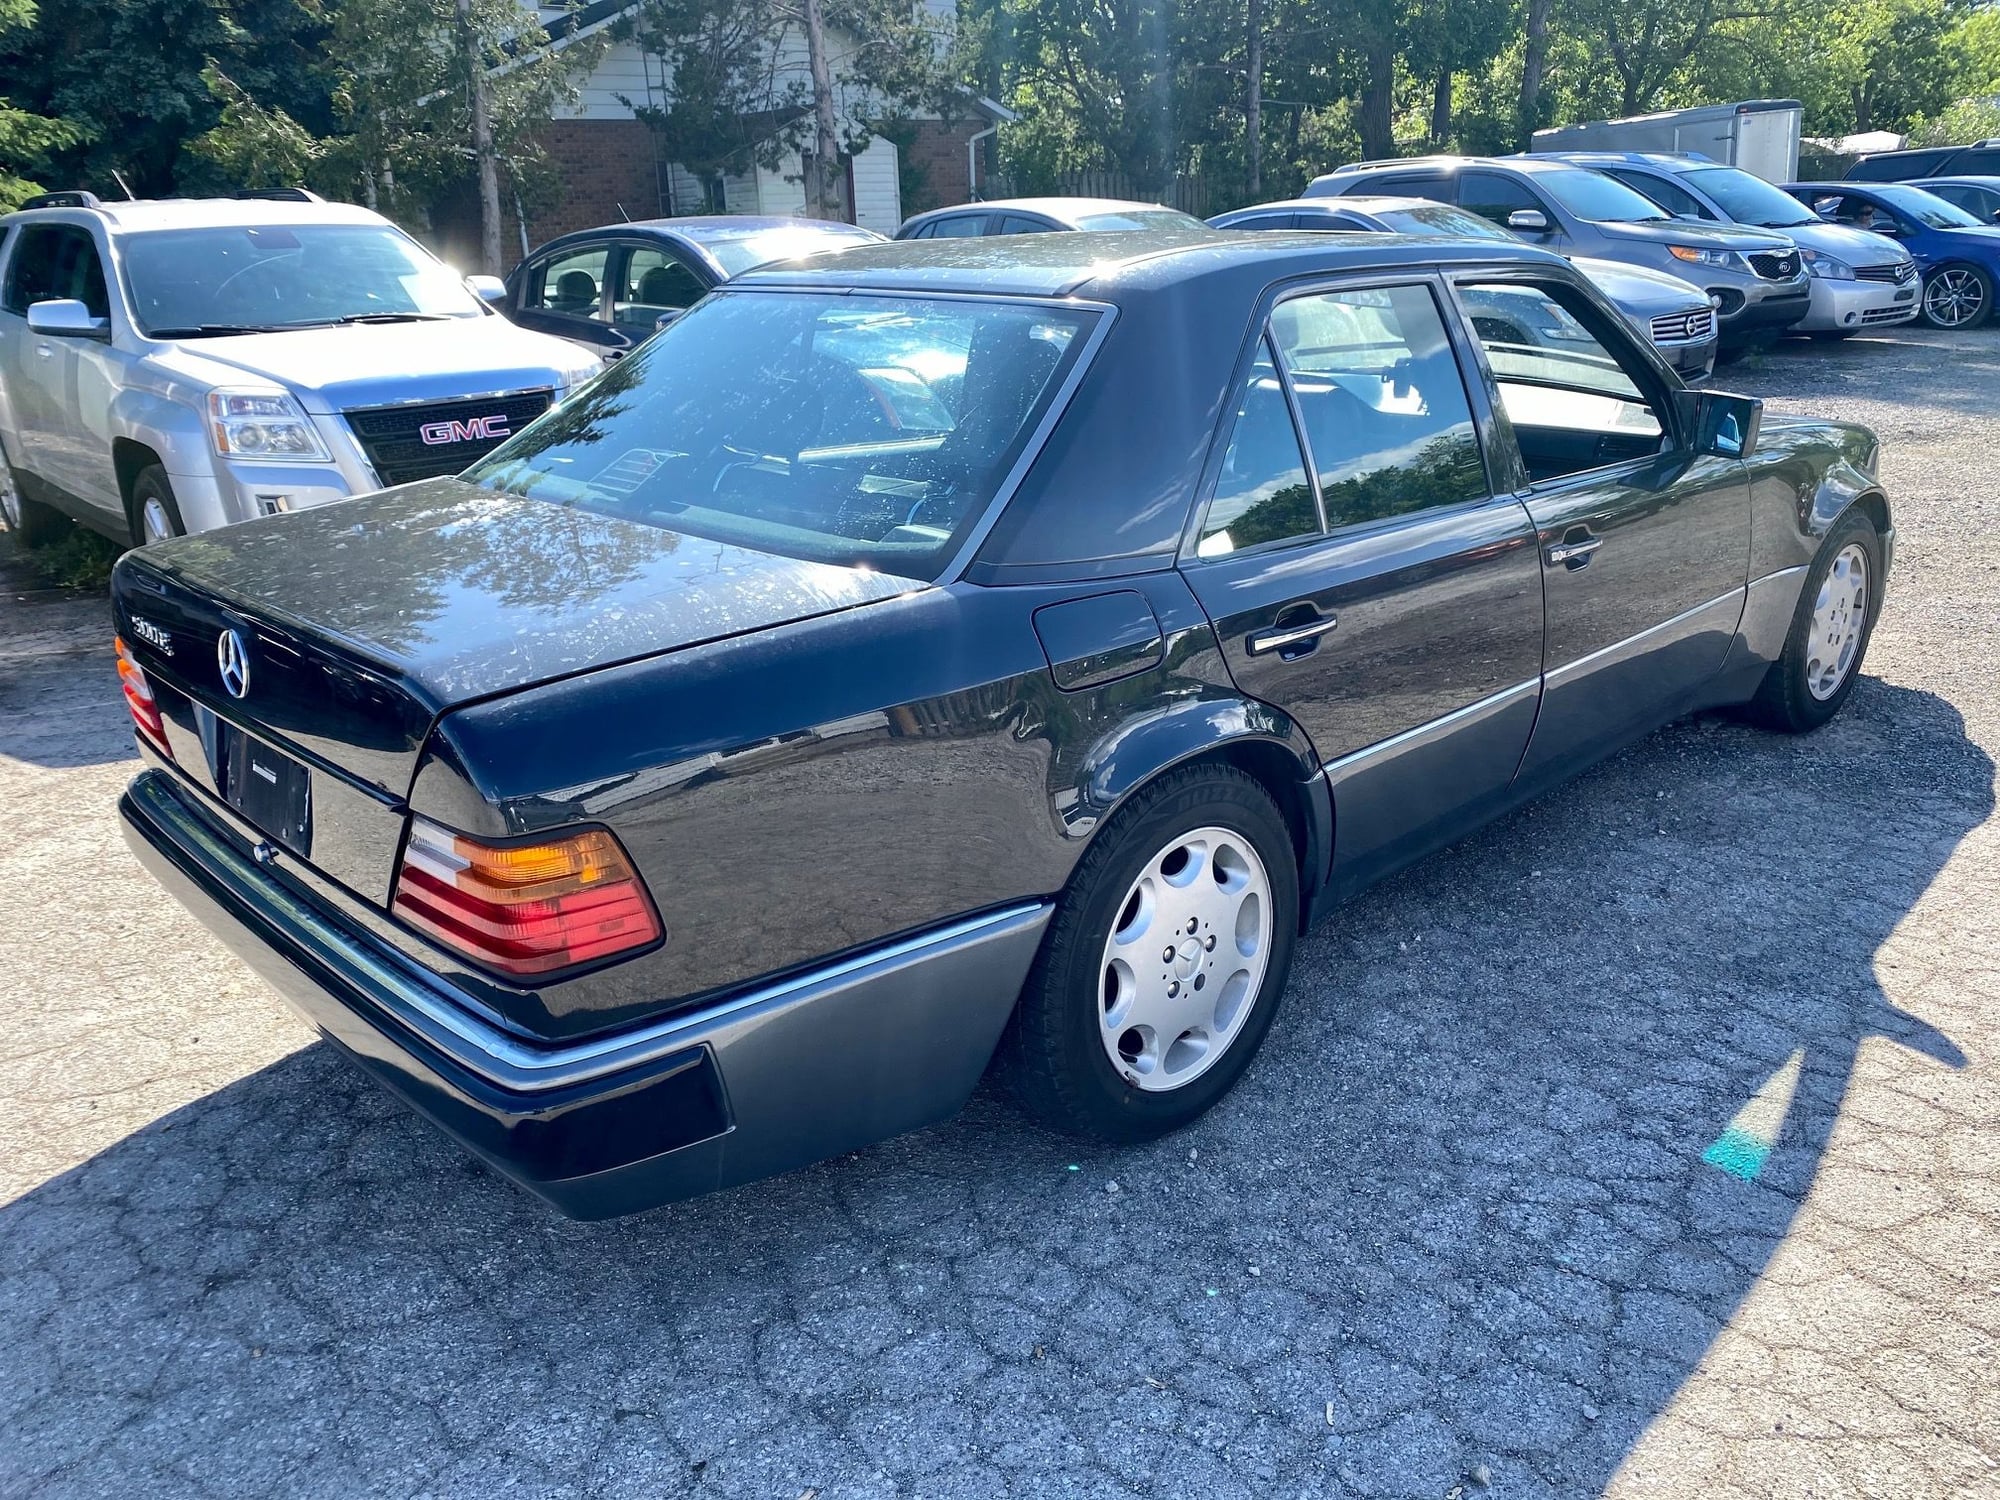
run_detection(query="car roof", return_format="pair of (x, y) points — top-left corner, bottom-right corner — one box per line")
(1330, 155), (1586, 178)
(0, 197), (392, 233)
(911, 197), (1186, 224)
(1534, 151), (1717, 172)
(1216, 196), (1453, 216)
(628, 214), (881, 244)
(1916, 175), (2000, 187)
(733, 226), (1567, 299)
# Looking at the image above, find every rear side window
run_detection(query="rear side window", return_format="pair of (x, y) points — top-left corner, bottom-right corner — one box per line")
(615, 246), (703, 330)
(1609, 170), (1713, 220)
(1267, 283), (1487, 530)
(924, 215), (987, 238)
(528, 245), (609, 318)
(469, 292), (1097, 580)
(1367, 174), (1450, 203)
(1198, 335), (1317, 556)
(4, 224), (108, 317)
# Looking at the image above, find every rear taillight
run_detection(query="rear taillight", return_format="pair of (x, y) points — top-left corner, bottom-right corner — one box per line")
(391, 818), (663, 978)
(114, 636), (171, 757)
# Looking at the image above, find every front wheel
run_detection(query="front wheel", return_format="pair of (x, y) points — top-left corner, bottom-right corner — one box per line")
(1919, 263), (1992, 329)
(1742, 510), (1882, 733)
(128, 465), (185, 546)
(1003, 764), (1299, 1141)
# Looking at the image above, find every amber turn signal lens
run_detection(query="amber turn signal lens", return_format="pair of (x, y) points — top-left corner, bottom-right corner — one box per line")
(391, 818), (663, 979)
(114, 636), (171, 757)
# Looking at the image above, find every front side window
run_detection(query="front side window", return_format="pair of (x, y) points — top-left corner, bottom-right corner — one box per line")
(1459, 172), (1547, 227)
(1678, 167), (1816, 227)
(1870, 184), (1982, 229)
(1532, 167), (1674, 224)
(468, 291), (1096, 580)
(528, 245), (610, 319)
(1266, 283), (1487, 529)
(6, 224), (108, 317)
(121, 223), (479, 335)
(1198, 336), (1317, 556)
(1457, 280), (1669, 484)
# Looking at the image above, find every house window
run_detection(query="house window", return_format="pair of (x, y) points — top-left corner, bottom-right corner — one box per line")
(703, 175), (727, 214)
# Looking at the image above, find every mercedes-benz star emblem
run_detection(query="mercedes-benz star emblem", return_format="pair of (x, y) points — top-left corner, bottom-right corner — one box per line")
(217, 629), (251, 700)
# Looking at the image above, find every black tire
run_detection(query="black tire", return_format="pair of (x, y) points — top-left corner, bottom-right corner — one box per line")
(1742, 509), (1883, 734)
(1807, 329), (1858, 342)
(0, 461), (70, 547)
(1918, 262), (1992, 330)
(1003, 763), (1300, 1141)
(127, 464), (185, 547)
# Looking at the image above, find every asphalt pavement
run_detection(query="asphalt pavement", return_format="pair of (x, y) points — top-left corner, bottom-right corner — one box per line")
(2, 326), (1996, 1498)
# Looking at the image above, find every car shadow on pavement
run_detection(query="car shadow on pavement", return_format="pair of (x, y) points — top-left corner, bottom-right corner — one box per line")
(2, 679), (1990, 1498)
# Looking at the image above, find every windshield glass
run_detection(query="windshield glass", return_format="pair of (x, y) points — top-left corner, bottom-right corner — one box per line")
(703, 226), (880, 277)
(1072, 208), (1200, 230)
(121, 223), (484, 335)
(1873, 184), (1984, 228)
(1534, 168), (1673, 223)
(1682, 167), (1817, 226)
(466, 291), (1097, 580)
(1371, 204), (1515, 241)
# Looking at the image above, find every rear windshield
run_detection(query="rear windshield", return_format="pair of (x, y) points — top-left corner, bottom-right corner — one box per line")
(1535, 168), (1673, 223)
(1870, 184), (1983, 228)
(702, 226), (881, 276)
(1071, 208), (1201, 231)
(120, 223), (484, 335)
(1369, 204), (1514, 241)
(467, 291), (1097, 580)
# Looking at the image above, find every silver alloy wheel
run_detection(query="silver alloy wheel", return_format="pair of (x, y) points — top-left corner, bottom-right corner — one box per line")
(1806, 542), (1868, 701)
(140, 496), (176, 545)
(0, 464), (19, 531)
(1098, 825), (1273, 1092)
(1923, 268), (1986, 328)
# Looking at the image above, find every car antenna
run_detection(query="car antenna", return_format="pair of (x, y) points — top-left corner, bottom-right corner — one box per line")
(110, 169), (138, 201)
(617, 203), (631, 222)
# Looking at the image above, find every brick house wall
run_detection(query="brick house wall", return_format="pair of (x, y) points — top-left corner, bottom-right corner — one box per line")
(899, 118), (990, 213)
(428, 118), (665, 273)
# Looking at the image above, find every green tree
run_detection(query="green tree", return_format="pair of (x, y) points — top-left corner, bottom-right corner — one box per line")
(0, 0), (84, 207)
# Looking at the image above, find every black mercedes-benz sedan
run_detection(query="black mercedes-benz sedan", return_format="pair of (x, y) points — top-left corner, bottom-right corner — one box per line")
(113, 229), (1893, 1218)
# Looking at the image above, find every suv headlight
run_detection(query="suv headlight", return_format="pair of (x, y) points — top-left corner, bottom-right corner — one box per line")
(1668, 245), (1737, 268)
(208, 389), (331, 462)
(1802, 249), (1855, 281)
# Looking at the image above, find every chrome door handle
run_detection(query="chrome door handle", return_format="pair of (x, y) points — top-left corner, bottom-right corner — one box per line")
(33, 343), (53, 359)
(1247, 612), (1339, 657)
(1547, 536), (1603, 568)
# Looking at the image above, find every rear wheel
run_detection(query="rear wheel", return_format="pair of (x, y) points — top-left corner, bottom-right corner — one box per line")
(128, 465), (185, 546)
(0, 450), (69, 547)
(1004, 764), (1299, 1141)
(1919, 263), (1991, 329)
(1743, 510), (1882, 734)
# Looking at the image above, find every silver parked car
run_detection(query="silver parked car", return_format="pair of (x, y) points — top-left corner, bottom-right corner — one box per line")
(0, 191), (603, 546)
(1210, 196), (1721, 379)
(1306, 156), (1812, 349)
(1535, 153), (1920, 338)
(896, 197), (1207, 239)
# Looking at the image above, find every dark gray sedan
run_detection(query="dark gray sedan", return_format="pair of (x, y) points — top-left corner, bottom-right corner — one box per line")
(113, 229), (1891, 1216)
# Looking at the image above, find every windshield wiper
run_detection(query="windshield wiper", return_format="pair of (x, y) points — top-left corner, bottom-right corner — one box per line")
(144, 323), (291, 337)
(333, 312), (453, 325)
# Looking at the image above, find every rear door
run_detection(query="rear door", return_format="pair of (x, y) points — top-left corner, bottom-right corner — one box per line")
(608, 240), (709, 349)
(509, 240), (622, 355)
(1180, 274), (1545, 891)
(1448, 270), (1750, 787)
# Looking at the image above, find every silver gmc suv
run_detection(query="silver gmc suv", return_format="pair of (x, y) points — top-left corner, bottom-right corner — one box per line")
(0, 191), (603, 546)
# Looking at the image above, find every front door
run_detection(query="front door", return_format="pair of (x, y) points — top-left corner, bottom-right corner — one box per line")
(0, 223), (122, 522)
(510, 241), (624, 356)
(1449, 272), (1751, 788)
(1181, 277), (1546, 892)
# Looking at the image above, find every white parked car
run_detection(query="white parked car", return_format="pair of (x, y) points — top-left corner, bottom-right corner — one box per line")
(0, 190), (603, 545)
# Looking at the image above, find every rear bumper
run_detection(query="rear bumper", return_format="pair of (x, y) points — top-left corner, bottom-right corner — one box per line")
(120, 769), (1049, 1218)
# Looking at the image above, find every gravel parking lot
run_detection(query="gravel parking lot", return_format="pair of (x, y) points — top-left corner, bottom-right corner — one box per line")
(3, 327), (1997, 1499)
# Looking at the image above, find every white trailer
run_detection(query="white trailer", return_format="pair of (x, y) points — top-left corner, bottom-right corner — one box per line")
(1532, 100), (1803, 183)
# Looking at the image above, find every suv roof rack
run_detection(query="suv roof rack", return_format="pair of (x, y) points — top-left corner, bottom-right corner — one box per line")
(232, 187), (322, 203)
(19, 190), (103, 210)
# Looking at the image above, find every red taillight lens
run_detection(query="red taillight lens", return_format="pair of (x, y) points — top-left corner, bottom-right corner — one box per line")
(114, 636), (171, 757)
(391, 818), (663, 978)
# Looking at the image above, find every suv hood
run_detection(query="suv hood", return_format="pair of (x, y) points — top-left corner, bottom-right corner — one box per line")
(146, 316), (598, 413)
(110, 478), (923, 795)
(1571, 256), (1710, 314)
(1595, 218), (1795, 252)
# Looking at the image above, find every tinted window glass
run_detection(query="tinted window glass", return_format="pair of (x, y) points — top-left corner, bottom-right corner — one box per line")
(926, 215), (987, 238)
(468, 292), (1096, 581)
(1225, 212), (1299, 231)
(1369, 204), (1514, 241)
(615, 247), (704, 329)
(997, 215), (1052, 234)
(1678, 167), (1816, 226)
(1870, 183), (1982, 227)
(1458, 172), (1546, 226)
(1070, 208), (1202, 230)
(529, 245), (610, 318)
(700, 225), (879, 275)
(1458, 281), (1667, 484)
(1533, 168), (1674, 222)
(1367, 174), (1451, 203)
(1609, 170), (1713, 220)
(1267, 284), (1487, 529)
(6, 224), (108, 317)
(1198, 336), (1317, 556)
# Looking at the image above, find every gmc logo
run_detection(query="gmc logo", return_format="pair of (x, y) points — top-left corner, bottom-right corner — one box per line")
(419, 414), (510, 446)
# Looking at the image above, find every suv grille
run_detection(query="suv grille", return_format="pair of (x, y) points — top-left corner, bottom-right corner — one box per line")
(1748, 250), (1802, 280)
(344, 390), (553, 487)
(1649, 308), (1716, 344)
(1856, 261), (1919, 285)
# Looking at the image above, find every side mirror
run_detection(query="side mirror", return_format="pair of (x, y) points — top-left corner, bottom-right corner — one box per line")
(1682, 389), (1763, 459)
(1507, 209), (1550, 234)
(26, 298), (110, 340)
(465, 274), (509, 308)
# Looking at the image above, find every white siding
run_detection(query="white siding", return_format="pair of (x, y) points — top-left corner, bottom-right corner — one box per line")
(754, 161), (807, 217)
(850, 138), (901, 232)
(557, 37), (665, 122)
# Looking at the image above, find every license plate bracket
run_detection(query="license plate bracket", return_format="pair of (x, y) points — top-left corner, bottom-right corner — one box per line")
(218, 725), (313, 855)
